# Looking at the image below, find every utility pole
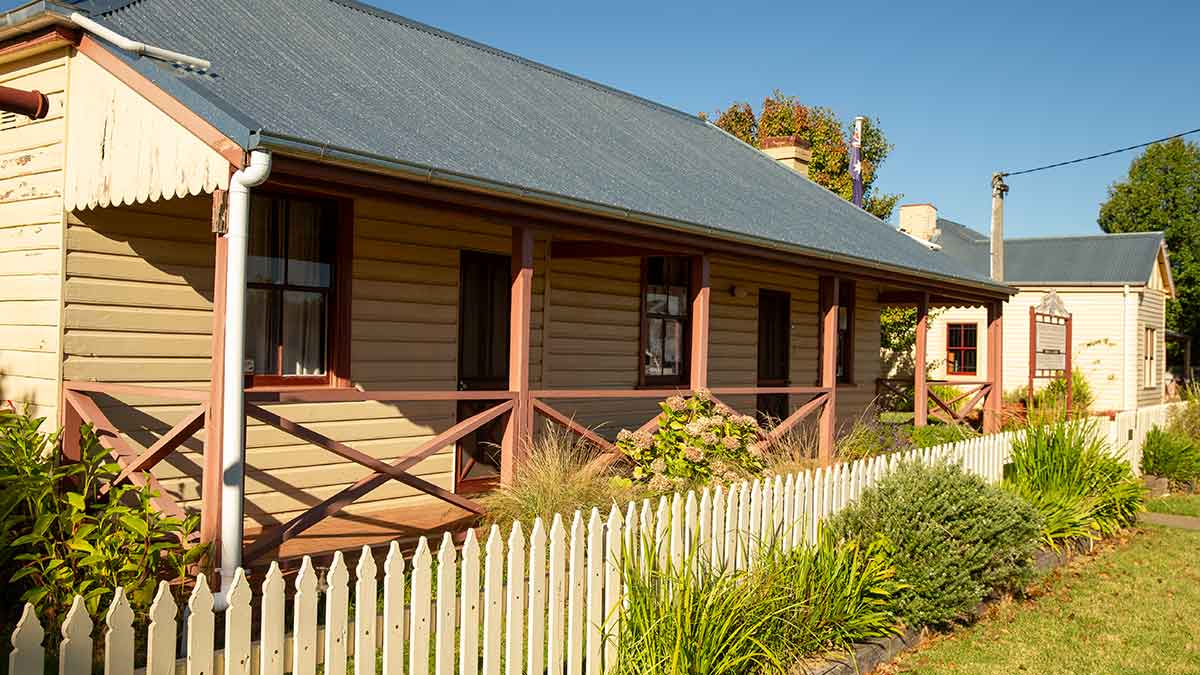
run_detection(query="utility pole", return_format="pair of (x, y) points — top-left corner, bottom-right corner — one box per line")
(990, 172), (1009, 281)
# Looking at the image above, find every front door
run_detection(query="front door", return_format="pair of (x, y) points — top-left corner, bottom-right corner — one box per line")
(456, 251), (511, 493)
(757, 289), (791, 425)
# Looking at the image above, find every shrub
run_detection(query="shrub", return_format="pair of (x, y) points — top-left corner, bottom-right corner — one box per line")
(1167, 392), (1200, 443)
(1004, 419), (1144, 547)
(0, 412), (204, 628)
(616, 530), (901, 674)
(908, 422), (978, 449)
(616, 390), (763, 490)
(828, 461), (1042, 628)
(479, 425), (639, 528)
(1141, 427), (1200, 484)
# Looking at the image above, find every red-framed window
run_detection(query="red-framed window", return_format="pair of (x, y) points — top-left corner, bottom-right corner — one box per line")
(640, 256), (691, 386)
(946, 323), (978, 376)
(244, 191), (351, 388)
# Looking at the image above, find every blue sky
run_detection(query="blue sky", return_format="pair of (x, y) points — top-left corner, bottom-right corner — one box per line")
(368, 0), (1198, 238)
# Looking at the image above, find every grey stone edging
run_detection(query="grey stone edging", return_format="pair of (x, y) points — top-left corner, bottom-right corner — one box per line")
(793, 540), (1087, 675)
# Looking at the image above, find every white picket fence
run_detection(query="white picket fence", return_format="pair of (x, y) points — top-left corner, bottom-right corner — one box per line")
(1101, 402), (1185, 475)
(9, 406), (1180, 675)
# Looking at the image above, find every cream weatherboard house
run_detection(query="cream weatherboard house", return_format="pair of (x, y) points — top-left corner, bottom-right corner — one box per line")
(0, 0), (1010, 584)
(896, 203), (1173, 414)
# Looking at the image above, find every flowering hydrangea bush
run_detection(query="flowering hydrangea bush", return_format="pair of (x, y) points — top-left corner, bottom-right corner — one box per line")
(616, 390), (765, 490)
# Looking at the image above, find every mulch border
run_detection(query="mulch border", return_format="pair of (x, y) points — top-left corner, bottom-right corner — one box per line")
(794, 540), (1091, 675)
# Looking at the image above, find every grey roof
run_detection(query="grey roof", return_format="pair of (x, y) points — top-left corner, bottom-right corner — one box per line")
(38, 0), (1007, 291)
(930, 219), (1164, 286)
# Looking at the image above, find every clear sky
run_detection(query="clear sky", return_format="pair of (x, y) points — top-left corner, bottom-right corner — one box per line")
(366, 0), (1199, 238)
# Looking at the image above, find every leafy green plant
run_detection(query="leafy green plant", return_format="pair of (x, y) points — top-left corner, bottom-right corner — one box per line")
(1167, 391), (1200, 443)
(480, 425), (642, 528)
(908, 422), (978, 449)
(1004, 419), (1144, 547)
(0, 411), (205, 628)
(828, 461), (1042, 628)
(1141, 427), (1200, 485)
(615, 529), (901, 674)
(616, 390), (763, 490)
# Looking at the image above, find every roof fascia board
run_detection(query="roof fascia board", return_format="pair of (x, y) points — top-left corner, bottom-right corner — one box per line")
(0, 1), (73, 42)
(76, 35), (246, 167)
(256, 131), (1012, 299)
(1159, 242), (1177, 299)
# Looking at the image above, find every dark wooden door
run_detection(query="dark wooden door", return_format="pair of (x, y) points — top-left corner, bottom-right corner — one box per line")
(456, 251), (511, 493)
(757, 289), (791, 425)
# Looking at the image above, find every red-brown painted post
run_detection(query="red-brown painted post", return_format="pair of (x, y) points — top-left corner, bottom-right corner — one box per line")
(60, 391), (82, 462)
(689, 254), (711, 391)
(502, 227), (535, 484)
(984, 300), (1004, 432)
(913, 291), (930, 427)
(202, 190), (228, 551)
(818, 276), (840, 464)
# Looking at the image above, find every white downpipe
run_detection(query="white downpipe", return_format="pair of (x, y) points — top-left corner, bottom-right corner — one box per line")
(1122, 284), (1131, 411)
(69, 12), (212, 71)
(218, 150), (272, 606)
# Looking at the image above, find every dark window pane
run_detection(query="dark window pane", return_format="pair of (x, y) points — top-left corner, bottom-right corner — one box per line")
(667, 287), (688, 316)
(282, 290), (326, 376)
(646, 257), (664, 285)
(246, 288), (280, 374)
(962, 350), (977, 374)
(948, 327), (962, 347)
(286, 200), (331, 287)
(248, 196), (283, 284)
(646, 286), (669, 314)
(963, 326), (977, 347)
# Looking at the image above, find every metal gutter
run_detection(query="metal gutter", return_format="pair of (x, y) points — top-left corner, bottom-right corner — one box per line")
(253, 131), (1015, 298)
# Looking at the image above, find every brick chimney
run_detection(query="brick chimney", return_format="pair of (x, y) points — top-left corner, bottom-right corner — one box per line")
(898, 203), (940, 243)
(761, 136), (812, 177)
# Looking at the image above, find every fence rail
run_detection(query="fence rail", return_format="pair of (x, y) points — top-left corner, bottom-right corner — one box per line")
(8, 403), (1183, 675)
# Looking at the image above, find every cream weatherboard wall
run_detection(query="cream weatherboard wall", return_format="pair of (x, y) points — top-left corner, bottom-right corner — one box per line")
(1137, 287), (1166, 408)
(927, 287), (1163, 413)
(0, 46), (69, 426)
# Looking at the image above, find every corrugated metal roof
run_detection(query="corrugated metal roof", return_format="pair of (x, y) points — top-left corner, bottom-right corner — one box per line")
(58, 0), (1006, 290)
(931, 219), (1163, 285)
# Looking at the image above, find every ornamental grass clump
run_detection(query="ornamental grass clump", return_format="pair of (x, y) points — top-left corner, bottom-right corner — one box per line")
(479, 425), (637, 529)
(1004, 419), (1144, 548)
(1141, 426), (1200, 486)
(615, 529), (902, 674)
(828, 461), (1042, 628)
(616, 390), (763, 491)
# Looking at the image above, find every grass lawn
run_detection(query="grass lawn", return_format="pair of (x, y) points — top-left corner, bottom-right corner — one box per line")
(1147, 494), (1200, 518)
(882, 525), (1200, 675)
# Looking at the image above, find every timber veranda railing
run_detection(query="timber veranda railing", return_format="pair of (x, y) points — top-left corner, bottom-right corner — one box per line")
(59, 381), (211, 531)
(876, 377), (994, 425)
(529, 386), (835, 467)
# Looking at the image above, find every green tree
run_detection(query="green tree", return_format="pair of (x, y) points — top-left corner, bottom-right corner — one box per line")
(1098, 138), (1200, 352)
(705, 91), (901, 220)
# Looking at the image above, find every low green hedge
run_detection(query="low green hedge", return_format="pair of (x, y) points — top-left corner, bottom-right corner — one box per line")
(828, 461), (1042, 628)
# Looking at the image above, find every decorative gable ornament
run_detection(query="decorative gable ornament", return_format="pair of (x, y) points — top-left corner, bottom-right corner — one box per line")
(1035, 290), (1069, 317)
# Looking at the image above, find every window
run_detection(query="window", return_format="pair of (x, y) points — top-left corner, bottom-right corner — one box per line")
(1145, 327), (1158, 387)
(946, 323), (978, 376)
(245, 193), (344, 386)
(642, 256), (690, 385)
(836, 281), (855, 383)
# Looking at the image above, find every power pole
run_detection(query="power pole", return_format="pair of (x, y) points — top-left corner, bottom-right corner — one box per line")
(990, 172), (1009, 281)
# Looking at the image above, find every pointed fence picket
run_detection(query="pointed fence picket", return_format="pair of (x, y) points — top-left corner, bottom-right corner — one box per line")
(18, 405), (1188, 675)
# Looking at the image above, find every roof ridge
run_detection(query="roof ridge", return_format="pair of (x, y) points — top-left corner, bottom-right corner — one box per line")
(1005, 231), (1163, 243)
(315, 0), (708, 127)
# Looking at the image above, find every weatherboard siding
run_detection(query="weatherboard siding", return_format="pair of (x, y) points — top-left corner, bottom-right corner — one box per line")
(1137, 288), (1166, 407)
(0, 47), (70, 425)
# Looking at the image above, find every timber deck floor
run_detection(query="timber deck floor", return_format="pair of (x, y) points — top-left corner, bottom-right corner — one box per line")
(243, 501), (480, 573)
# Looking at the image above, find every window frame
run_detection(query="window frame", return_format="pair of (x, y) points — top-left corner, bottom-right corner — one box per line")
(1145, 327), (1158, 388)
(243, 189), (353, 390)
(945, 322), (979, 376)
(638, 256), (692, 388)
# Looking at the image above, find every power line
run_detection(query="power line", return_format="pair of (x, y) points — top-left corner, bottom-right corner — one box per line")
(1001, 126), (1200, 177)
